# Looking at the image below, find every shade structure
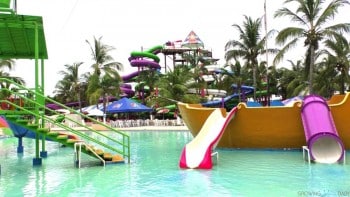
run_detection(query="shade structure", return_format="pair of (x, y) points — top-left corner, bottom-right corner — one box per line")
(87, 108), (104, 116)
(105, 97), (152, 113)
(81, 105), (104, 116)
(157, 108), (170, 114)
(282, 96), (303, 106)
(55, 109), (70, 114)
(181, 30), (204, 49)
(0, 14), (48, 59)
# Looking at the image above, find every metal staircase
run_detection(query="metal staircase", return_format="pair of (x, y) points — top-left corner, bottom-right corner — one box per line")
(0, 78), (130, 167)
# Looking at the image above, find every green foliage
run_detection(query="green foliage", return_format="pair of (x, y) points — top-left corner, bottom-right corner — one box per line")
(274, 0), (350, 93)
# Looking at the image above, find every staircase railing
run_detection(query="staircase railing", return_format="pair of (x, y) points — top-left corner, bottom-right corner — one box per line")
(0, 78), (130, 162)
(74, 141), (105, 168)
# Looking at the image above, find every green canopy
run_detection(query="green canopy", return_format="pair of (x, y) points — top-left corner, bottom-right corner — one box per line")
(0, 0), (11, 8)
(0, 14), (48, 59)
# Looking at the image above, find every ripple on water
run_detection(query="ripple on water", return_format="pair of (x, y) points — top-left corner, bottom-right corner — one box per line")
(1, 132), (350, 196)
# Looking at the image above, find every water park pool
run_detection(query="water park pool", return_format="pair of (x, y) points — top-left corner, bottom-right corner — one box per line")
(1, 131), (350, 196)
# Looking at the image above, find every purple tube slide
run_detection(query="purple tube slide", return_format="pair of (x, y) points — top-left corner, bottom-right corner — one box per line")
(301, 95), (344, 163)
(122, 71), (140, 81)
(120, 87), (134, 97)
(130, 59), (161, 69)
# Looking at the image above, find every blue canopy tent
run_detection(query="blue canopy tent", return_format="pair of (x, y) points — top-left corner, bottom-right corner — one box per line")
(105, 97), (153, 113)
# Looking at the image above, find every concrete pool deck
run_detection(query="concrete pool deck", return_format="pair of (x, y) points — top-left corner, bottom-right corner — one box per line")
(120, 125), (189, 131)
(50, 125), (189, 132)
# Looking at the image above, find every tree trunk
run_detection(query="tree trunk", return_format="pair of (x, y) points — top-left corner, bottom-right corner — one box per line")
(341, 75), (345, 94)
(308, 45), (315, 94)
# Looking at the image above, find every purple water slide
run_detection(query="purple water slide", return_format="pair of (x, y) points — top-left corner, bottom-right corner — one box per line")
(130, 59), (161, 69)
(301, 95), (344, 163)
(120, 83), (131, 89)
(120, 86), (134, 97)
(122, 71), (140, 81)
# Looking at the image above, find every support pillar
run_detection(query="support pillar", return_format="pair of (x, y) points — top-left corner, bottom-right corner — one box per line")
(17, 136), (23, 153)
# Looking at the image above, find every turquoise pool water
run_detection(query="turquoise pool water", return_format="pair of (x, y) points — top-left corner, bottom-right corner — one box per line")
(1, 131), (350, 197)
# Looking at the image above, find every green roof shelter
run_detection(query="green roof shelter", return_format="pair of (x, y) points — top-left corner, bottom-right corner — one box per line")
(0, 0), (48, 165)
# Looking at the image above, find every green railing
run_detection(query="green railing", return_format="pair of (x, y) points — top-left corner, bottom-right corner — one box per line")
(0, 78), (130, 162)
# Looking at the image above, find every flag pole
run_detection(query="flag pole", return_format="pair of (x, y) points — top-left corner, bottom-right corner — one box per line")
(264, 0), (270, 106)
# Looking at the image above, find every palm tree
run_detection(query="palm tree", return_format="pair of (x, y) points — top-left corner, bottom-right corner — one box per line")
(137, 69), (161, 101)
(0, 71), (25, 99)
(54, 62), (84, 104)
(89, 71), (122, 115)
(217, 61), (245, 102)
(274, 0), (350, 94)
(321, 35), (350, 94)
(0, 59), (25, 99)
(313, 57), (338, 98)
(0, 59), (15, 70)
(156, 66), (197, 104)
(182, 51), (210, 98)
(278, 60), (308, 98)
(86, 36), (124, 106)
(53, 76), (73, 103)
(190, 64), (208, 98)
(86, 36), (123, 77)
(225, 15), (277, 101)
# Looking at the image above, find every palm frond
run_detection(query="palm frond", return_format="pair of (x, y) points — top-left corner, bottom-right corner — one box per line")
(273, 38), (299, 66)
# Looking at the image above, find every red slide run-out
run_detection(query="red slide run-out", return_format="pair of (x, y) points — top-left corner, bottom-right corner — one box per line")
(179, 107), (238, 169)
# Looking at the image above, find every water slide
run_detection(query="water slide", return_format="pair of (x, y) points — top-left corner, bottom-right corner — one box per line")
(120, 45), (163, 96)
(120, 83), (135, 97)
(202, 85), (254, 107)
(5, 117), (78, 140)
(301, 95), (345, 163)
(179, 107), (238, 169)
(122, 71), (141, 81)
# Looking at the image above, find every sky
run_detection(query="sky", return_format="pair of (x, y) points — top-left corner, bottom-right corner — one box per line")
(9, 0), (349, 96)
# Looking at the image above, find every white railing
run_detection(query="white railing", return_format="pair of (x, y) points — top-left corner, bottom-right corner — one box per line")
(302, 145), (346, 164)
(108, 119), (184, 128)
(302, 146), (311, 164)
(74, 141), (105, 168)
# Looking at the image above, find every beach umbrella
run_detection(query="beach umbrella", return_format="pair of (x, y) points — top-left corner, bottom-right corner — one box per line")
(282, 96), (303, 106)
(86, 108), (104, 116)
(105, 97), (152, 113)
(80, 104), (105, 117)
(55, 109), (70, 114)
(157, 108), (170, 114)
(157, 108), (170, 120)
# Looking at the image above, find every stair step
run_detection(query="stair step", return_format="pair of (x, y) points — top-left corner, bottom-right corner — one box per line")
(56, 134), (68, 140)
(84, 145), (95, 151)
(103, 153), (113, 161)
(47, 131), (59, 136)
(5, 115), (19, 120)
(37, 128), (50, 133)
(112, 155), (124, 162)
(27, 124), (39, 128)
(16, 119), (29, 124)
(66, 139), (80, 144)
(95, 149), (104, 156)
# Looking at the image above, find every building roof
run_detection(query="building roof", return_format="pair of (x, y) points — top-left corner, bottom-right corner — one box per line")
(0, 13), (48, 59)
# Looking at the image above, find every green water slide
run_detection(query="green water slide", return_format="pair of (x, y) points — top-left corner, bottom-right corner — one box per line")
(130, 51), (161, 63)
(146, 45), (163, 54)
(0, 78), (130, 167)
(130, 45), (163, 63)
